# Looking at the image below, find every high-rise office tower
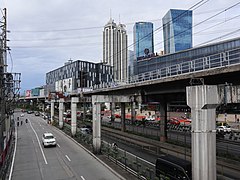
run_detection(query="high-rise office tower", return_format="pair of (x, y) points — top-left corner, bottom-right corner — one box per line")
(103, 18), (128, 82)
(162, 9), (192, 54)
(128, 50), (134, 77)
(133, 22), (154, 59)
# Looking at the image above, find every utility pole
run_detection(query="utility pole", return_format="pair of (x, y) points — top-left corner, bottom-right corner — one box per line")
(0, 8), (7, 161)
(0, 8), (21, 178)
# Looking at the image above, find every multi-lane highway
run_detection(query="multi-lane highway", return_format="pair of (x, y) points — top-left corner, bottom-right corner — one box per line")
(10, 112), (125, 180)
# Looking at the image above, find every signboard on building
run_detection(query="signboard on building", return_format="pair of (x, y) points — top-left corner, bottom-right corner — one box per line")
(26, 90), (31, 97)
(77, 87), (92, 93)
(39, 89), (45, 97)
(55, 78), (74, 93)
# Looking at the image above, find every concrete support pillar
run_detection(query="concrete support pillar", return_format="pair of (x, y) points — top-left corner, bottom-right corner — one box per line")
(92, 102), (101, 154)
(42, 102), (45, 112)
(131, 102), (136, 125)
(51, 100), (55, 124)
(110, 102), (114, 121)
(83, 101), (86, 121)
(71, 97), (79, 136)
(92, 95), (131, 154)
(187, 85), (218, 180)
(159, 100), (167, 142)
(59, 98), (64, 129)
(121, 103), (126, 132)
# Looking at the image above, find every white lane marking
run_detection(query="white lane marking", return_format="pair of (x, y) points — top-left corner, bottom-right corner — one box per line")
(57, 144), (60, 147)
(29, 120), (48, 164)
(81, 176), (85, 180)
(8, 127), (17, 180)
(65, 155), (71, 162)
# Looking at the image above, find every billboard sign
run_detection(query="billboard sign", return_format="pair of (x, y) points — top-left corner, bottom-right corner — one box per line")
(26, 90), (31, 97)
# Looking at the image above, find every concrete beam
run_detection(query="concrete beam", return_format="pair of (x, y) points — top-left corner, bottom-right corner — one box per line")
(92, 95), (131, 103)
(218, 84), (240, 103)
(92, 94), (131, 154)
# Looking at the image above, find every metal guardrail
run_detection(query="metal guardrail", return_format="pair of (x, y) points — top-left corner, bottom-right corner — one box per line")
(130, 48), (240, 84)
(101, 141), (156, 180)
(57, 119), (240, 179)
(95, 48), (240, 89)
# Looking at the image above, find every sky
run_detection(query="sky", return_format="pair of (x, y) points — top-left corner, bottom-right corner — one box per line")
(1, 0), (240, 92)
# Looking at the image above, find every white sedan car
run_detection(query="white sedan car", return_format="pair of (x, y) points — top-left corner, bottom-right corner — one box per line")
(216, 126), (231, 132)
(42, 132), (56, 147)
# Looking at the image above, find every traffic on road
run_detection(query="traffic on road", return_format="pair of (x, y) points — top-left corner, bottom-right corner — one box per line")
(10, 112), (124, 180)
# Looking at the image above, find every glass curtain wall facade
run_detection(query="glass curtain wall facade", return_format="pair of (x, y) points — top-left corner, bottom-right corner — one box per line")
(46, 60), (113, 93)
(163, 9), (192, 54)
(134, 37), (240, 74)
(128, 50), (134, 77)
(134, 22), (154, 59)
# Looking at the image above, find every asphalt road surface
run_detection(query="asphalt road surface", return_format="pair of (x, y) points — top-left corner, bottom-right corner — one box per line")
(10, 112), (124, 180)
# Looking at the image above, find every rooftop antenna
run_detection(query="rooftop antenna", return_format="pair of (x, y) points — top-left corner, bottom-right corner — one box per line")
(110, 9), (112, 20)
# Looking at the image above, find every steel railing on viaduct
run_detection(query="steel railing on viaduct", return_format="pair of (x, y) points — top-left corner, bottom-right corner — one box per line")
(95, 47), (240, 89)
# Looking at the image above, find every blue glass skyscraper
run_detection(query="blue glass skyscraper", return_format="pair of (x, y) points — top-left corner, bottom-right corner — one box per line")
(133, 22), (154, 59)
(162, 9), (192, 54)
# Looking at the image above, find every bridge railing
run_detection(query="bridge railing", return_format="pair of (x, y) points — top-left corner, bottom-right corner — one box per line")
(101, 141), (156, 179)
(128, 48), (240, 84)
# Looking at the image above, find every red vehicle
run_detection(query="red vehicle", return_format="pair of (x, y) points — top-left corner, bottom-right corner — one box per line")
(169, 117), (180, 125)
(114, 114), (121, 118)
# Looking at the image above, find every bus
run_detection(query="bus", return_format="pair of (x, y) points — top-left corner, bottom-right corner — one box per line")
(156, 155), (192, 180)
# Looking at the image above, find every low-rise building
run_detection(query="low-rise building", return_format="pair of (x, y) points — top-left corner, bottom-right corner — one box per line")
(45, 60), (114, 95)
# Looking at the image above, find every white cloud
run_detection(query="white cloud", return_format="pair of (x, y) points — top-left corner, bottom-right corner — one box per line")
(1, 0), (240, 91)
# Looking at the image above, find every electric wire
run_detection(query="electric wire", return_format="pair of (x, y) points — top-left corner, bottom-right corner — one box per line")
(111, 0), (240, 74)
(11, 0), (208, 53)
(196, 28), (240, 47)
(8, 1), (240, 77)
(138, 0), (240, 64)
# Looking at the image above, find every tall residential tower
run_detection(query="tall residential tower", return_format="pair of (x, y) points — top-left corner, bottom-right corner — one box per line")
(162, 9), (192, 54)
(103, 18), (128, 82)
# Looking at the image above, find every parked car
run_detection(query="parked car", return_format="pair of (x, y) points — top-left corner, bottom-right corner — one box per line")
(20, 113), (25, 117)
(169, 118), (180, 125)
(216, 125), (231, 132)
(27, 110), (33, 114)
(42, 132), (56, 147)
(35, 112), (40, 116)
(82, 125), (92, 133)
(145, 115), (155, 121)
(80, 128), (91, 135)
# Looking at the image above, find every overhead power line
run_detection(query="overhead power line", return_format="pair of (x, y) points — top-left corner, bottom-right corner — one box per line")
(146, 0), (240, 58)
(11, 1), (222, 34)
